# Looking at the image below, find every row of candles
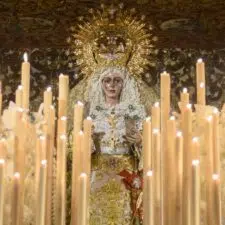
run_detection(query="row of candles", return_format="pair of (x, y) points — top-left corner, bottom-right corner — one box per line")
(0, 53), (93, 225)
(0, 54), (222, 225)
(142, 59), (221, 225)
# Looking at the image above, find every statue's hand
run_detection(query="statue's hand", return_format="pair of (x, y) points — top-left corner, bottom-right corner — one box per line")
(123, 128), (142, 146)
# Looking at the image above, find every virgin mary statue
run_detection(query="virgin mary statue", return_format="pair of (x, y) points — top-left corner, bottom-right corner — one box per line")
(67, 5), (159, 225)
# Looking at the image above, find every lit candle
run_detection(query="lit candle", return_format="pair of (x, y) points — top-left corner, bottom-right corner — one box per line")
(57, 116), (67, 137)
(71, 131), (84, 225)
(78, 173), (88, 225)
(196, 58), (206, 105)
(212, 108), (220, 174)
(0, 159), (5, 225)
(182, 104), (192, 225)
(58, 74), (69, 118)
(21, 52), (30, 109)
(152, 102), (160, 130)
(11, 172), (21, 225)
(180, 88), (189, 104)
(143, 117), (152, 174)
(191, 160), (200, 225)
(44, 86), (52, 120)
(74, 101), (84, 135)
(212, 174), (221, 225)
(166, 116), (176, 225)
(56, 134), (67, 225)
(175, 131), (183, 225)
(152, 128), (161, 225)
(36, 160), (47, 225)
(160, 71), (170, 225)
(192, 137), (200, 160)
(205, 116), (214, 225)
(16, 85), (23, 108)
(143, 170), (154, 225)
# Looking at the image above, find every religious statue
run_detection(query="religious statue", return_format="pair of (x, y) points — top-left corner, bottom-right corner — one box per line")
(67, 4), (159, 225)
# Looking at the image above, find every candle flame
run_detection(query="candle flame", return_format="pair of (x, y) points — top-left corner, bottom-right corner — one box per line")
(79, 130), (84, 135)
(23, 52), (28, 62)
(18, 85), (23, 90)
(17, 107), (24, 113)
(41, 160), (47, 166)
(186, 104), (192, 109)
(199, 82), (205, 88)
(60, 116), (67, 121)
(39, 135), (46, 141)
(77, 101), (84, 106)
(154, 102), (159, 107)
(14, 172), (20, 178)
(207, 115), (213, 122)
(183, 88), (188, 93)
(145, 116), (151, 121)
(146, 170), (153, 176)
(59, 73), (64, 77)
(192, 137), (199, 142)
(213, 108), (219, 114)
(170, 116), (175, 120)
(153, 128), (159, 134)
(80, 173), (87, 177)
(0, 159), (5, 164)
(60, 134), (67, 140)
(197, 58), (203, 63)
(46, 86), (52, 92)
(192, 160), (200, 166)
(212, 174), (219, 180)
(176, 131), (182, 137)
(86, 116), (92, 121)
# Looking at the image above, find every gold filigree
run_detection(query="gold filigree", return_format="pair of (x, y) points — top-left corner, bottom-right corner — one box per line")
(69, 4), (155, 78)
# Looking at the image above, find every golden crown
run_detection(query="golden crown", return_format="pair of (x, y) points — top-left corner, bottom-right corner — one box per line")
(69, 4), (156, 78)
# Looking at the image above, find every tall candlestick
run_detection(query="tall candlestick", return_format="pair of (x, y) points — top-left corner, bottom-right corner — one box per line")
(192, 137), (200, 160)
(16, 85), (23, 108)
(11, 172), (21, 225)
(44, 86), (52, 120)
(21, 52), (30, 109)
(78, 173), (88, 225)
(0, 159), (5, 225)
(166, 116), (176, 225)
(58, 74), (69, 118)
(205, 116), (214, 225)
(160, 71), (170, 225)
(74, 101), (84, 135)
(143, 170), (154, 225)
(56, 135), (67, 225)
(152, 102), (160, 129)
(182, 104), (192, 225)
(0, 139), (6, 159)
(191, 160), (200, 225)
(152, 129), (161, 225)
(212, 174), (221, 225)
(196, 58), (206, 105)
(36, 160), (47, 225)
(180, 88), (189, 104)
(143, 117), (152, 174)
(57, 116), (67, 137)
(212, 108), (220, 174)
(71, 131), (84, 225)
(175, 131), (183, 225)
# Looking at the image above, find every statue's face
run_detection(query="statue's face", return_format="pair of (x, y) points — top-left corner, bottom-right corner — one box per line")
(102, 73), (124, 100)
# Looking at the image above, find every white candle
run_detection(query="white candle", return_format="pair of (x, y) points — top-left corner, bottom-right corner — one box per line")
(196, 59), (206, 105)
(21, 52), (30, 109)
(191, 160), (200, 225)
(212, 174), (221, 225)
(16, 85), (23, 107)
(44, 86), (52, 120)
(0, 159), (5, 225)
(12, 172), (20, 225)
(78, 173), (88, 225)
(36, 160), (47, 225)
(152, 102), (160, 130)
